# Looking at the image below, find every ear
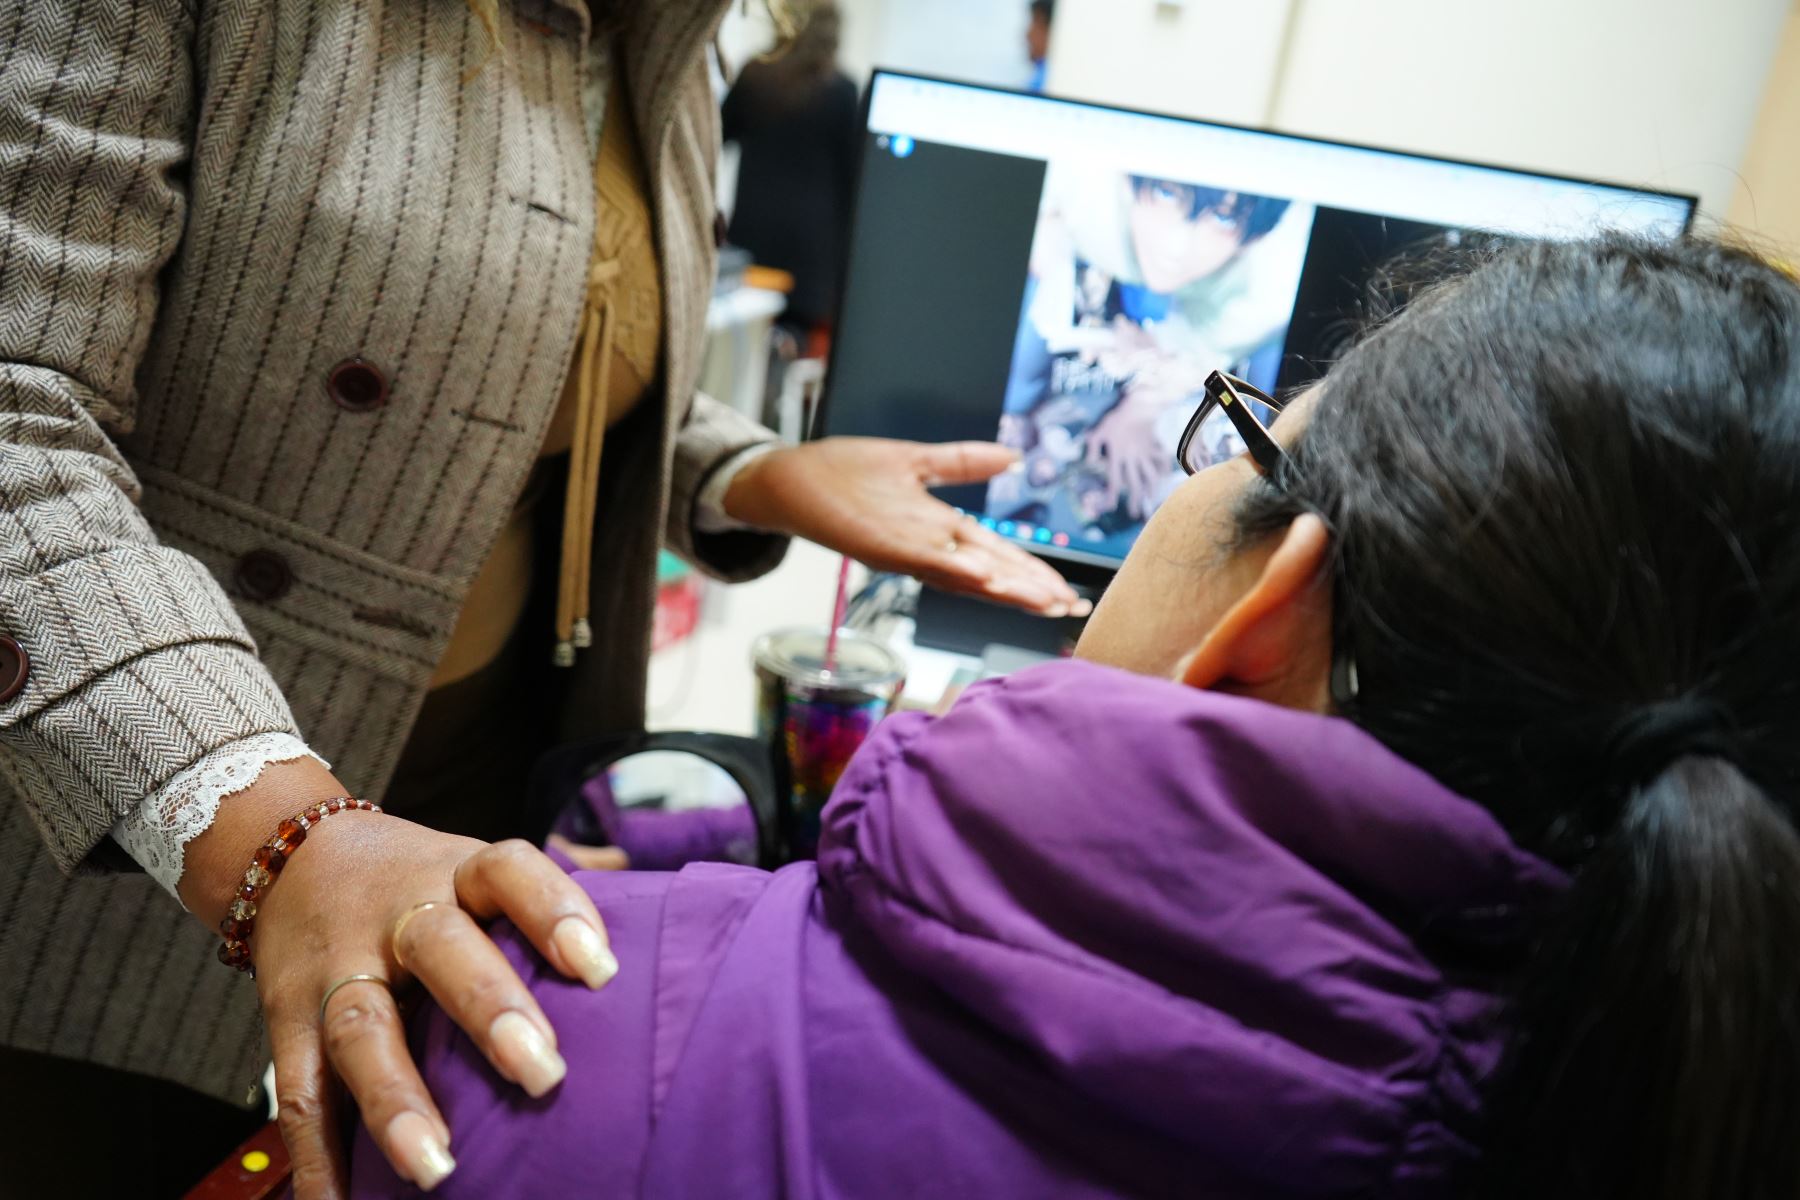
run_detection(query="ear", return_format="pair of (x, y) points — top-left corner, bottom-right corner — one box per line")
(1178, 514), (1334, 712)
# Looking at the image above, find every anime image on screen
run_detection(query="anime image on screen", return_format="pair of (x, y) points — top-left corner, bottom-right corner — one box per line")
(984, 163), (1315, 560)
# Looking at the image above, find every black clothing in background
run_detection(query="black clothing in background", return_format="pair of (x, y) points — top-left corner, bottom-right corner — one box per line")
(723, 62), (861, 329)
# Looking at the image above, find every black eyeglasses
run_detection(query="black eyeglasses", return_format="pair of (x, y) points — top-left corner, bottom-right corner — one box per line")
(1178, 370), (1292, 479)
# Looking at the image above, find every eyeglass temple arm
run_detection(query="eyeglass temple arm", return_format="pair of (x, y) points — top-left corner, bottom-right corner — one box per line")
(1212, 379), (1286, 475)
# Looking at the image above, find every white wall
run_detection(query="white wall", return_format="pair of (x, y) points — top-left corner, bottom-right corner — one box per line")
(850, 0), (1036, 90)
(718, 0), (1033, 92)
(716, 2), (781, 78)
(1048, 0), (1298, 128)
(1047, 0), (1790, 221)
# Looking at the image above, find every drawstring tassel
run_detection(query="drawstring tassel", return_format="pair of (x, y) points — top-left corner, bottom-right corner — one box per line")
(554, 257), (621, 666)
(572, 279), (616, 651)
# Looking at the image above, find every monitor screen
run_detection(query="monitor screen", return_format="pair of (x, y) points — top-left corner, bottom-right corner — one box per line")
(822, 71), (1696, 572)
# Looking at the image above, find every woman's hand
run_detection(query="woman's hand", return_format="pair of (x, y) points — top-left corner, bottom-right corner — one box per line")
(180, 763), (616, 1199)
(724, 437), (1089, 617)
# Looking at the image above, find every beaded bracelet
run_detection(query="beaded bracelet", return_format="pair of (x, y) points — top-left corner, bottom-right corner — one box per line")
(217, 796), (382, 974)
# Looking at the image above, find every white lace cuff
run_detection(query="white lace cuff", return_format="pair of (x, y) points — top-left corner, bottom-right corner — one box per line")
(112, 732), (329, 905)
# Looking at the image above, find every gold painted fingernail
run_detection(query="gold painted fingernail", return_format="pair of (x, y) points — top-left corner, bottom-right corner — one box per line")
(490, 1010), (567, 1098)
(553, 916), (619, 990)
(387, 1110), (455, 1190)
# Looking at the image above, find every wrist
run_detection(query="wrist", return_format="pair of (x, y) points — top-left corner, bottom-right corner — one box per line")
(178, 757), (354, 926)
(720, 443), (794, 530)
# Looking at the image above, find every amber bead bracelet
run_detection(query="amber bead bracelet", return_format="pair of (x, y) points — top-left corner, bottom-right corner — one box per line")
(217, 796), (382, 975)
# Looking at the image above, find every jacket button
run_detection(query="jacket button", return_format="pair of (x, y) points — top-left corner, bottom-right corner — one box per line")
(327, 357), (389, 412)
(235, 550), (294, 603)
(0, 635), (28, 704)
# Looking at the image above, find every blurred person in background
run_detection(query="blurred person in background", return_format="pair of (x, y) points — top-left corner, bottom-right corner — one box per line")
(724, 1), (862, 348)
(1026, 0), (1055, 93)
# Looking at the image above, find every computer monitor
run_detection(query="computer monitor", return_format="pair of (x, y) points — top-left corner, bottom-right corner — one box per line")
(823, 70), (1695, 595)
(821, 73), (1696, 656)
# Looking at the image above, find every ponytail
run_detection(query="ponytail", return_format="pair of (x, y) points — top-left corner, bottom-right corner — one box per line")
(1479, 756), (1800, 1198)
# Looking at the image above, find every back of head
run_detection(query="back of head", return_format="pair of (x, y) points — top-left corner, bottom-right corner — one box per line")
(760, 0), (842, 83)
(1236, 236), (1800, 1197)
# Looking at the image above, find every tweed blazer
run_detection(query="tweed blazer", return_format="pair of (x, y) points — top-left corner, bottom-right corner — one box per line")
(0, 0), (787, 1102)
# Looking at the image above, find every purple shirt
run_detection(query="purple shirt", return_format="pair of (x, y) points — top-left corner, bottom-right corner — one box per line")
(352, 660), (1563, 1198)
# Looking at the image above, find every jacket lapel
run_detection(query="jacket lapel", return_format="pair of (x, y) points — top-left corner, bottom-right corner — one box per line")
(615, 0), (733, 440)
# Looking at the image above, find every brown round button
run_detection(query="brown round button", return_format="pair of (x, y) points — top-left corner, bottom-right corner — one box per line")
(326, 356), (389, 412)
(235, 550), (294, 603)
(0, 635), (28, 704)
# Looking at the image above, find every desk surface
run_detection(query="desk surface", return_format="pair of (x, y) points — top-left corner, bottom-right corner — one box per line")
(648, 543), (992, 734)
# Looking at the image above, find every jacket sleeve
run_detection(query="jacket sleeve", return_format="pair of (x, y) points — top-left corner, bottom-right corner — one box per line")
(665, 391), (791, 583)
(0, 0), (301, 873)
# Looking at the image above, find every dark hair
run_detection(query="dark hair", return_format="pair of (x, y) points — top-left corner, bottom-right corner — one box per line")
(1127, 177), (1289, 243)
(1030, 0), (1055, 23)
(1237, 235), (1800, 1197)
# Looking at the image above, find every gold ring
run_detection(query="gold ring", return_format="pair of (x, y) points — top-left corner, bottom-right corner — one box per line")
(318, 973), (391, 1024)
(943, 537), (960, 554)
(390, 899), (457, 971)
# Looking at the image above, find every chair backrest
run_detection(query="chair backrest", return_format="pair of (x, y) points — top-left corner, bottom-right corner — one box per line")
(524, 730), (782, 869)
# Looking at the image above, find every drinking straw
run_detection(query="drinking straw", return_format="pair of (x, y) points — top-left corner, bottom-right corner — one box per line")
(823, 555), (852, 672)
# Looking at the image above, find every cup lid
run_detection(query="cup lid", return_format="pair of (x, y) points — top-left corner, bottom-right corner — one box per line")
(752, 627), (905, 692)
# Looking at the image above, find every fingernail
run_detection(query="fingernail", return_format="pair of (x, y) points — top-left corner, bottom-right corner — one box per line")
(553, 916), (619, 990)
(1045, 602), (1070, 619)
(387, 1111), (455, 1191)
(490, 1010), (567, 1098)
(1071, 598), (1094, 618)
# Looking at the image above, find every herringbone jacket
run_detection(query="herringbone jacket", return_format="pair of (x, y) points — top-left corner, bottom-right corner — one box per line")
(0, 0), (785, 1103)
